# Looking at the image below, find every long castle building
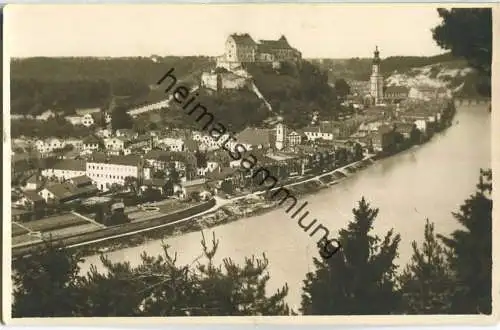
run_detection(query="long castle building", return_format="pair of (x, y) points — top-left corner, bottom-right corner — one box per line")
(216, 33), (302, 69)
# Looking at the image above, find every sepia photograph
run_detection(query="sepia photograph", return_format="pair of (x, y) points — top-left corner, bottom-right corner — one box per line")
(2, 4), (495, 323)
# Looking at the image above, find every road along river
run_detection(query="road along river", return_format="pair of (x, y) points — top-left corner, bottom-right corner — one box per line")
(80, 104), (491, 311)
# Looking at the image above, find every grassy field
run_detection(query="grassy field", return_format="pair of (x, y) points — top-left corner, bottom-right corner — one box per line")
(45, 223), (101, 239)
(12, 234), (41, 246)
(23, 213), (89, 232)
(157, 200), (198, 214)
(12, 223), (29, 237)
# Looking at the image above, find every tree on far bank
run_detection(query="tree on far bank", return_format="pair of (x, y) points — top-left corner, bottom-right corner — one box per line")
(300, 197), (401, 315)
(438, 168), (492, 314)
(398, 219), (455, 314)
(111, 106), (134, 131)
(124, 176), (139, 195)
(432, 8), (492, 96)
(334, 78), (351, 99)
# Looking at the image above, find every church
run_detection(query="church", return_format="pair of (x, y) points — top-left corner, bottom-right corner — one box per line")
(369, 46), (384, 105)
(352, 47), (409, 106)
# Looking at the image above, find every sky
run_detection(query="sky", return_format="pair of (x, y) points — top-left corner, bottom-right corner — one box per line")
(5, 4), (448, 59)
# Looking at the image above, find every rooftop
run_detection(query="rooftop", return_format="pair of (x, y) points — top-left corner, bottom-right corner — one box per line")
(385, 86), (409, 94)
(142, 178), (167, 187)
(83, 135), (101, 144)
(230, 33), (257, 46)
(236, 127), (272, 146)
(89, 155), (142, 167)
(23, 190), (45, 202)
(258, 36), (294, 51)
(70, 175), (93, 187)
(52, 159), (86, 171)
(44, 182), (98, 200)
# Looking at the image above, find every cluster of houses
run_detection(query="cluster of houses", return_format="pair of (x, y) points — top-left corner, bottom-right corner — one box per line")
(10, 38), (455, 223)
(11, 107), (112, 128)
(11, 91), (453, 224)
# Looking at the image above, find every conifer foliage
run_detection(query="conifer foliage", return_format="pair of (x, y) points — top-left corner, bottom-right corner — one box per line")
(12, 233), (291, 317)
(438, 169), (492, 314)
(300, 197), (401, 315)
(399, 219), (455, 314)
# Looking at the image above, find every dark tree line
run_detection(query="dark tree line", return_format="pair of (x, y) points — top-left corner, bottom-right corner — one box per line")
(10, 56), (214, 116)
(11, 116), (94, 138)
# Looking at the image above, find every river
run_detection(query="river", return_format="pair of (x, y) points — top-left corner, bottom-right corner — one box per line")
(80, 104), (491, 312)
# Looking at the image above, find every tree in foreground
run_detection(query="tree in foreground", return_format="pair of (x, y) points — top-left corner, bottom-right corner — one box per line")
(300, 197), (401, 315)
(438, 169), (492, 314)
(399, 219), (455, 314)
(432, 8), (492, 96)
(12, 233), (291, 317)
(12, 241), (85, 317)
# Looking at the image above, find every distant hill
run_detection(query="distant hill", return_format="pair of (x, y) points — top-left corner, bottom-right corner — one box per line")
(308, 52), (487, 97)
(10, 56), (215, 115)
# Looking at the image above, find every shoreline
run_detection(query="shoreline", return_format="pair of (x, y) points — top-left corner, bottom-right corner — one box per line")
(12, 115), (456, 260)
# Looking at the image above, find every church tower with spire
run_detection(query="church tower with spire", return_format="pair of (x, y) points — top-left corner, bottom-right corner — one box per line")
(370, 46), (384, 105)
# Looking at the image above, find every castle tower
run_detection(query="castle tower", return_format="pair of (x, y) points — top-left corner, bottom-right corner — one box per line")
(370, 46), (384, 105)
(275, 123), (288, 151)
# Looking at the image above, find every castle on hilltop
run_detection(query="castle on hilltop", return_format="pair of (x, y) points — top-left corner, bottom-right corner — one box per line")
(202, 33), (302, 91)
(216, 33), (302, 70)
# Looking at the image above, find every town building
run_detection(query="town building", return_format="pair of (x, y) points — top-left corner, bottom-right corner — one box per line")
(275, 123), (303, 150)
(157, 137), (185, 152)
(201, 70), (249, 91)
(35, 109), (56, 121)
(235, 127), (273, 151)
(86, 155), (150, 191)
(65, 115), (83, 126)
(38, 179), (98, 204)
(23, 174), (44, 191)
(65, 138), (84, 150)
(370, 46), (384, 105)
(75, 107), (101, 116)
(34, 137), (65, 154)
(385, 86), (410, 104)
(216, 33), (302, 70)
(41, 159), (86, 181)
(116, 129), (139, 140)
(144, 150), (187, 172)
(13, 190), (46, 219)
(104, 136), (128, 152)
(81, 113), (95, 127)
(303, 120), (360, 142)
(82, 136), (101, 154)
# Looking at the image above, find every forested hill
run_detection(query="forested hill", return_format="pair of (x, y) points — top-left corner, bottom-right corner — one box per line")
(309, 52), (458, 81)
(10, 52), (486, 120)
(10, 56), (215, 115)
(309, 52), (488, 98)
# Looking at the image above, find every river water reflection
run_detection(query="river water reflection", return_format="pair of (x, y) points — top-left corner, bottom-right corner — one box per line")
(80, 104), (491, 311)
